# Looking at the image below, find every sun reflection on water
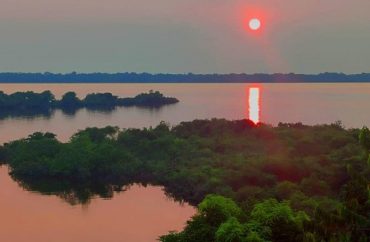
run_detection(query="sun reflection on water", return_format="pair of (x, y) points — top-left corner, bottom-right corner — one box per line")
(248, 87), (260, 124)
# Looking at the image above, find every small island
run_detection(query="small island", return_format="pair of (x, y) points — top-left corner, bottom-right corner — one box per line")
(0, 90), (179, 114)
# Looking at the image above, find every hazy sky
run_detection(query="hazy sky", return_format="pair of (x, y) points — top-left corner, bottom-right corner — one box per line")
(1, 0), (369, 73)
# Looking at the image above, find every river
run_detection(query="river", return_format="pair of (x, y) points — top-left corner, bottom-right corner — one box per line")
(1, 83), (369, 241)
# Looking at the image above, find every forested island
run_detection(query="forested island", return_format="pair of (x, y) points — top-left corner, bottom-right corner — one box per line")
(0, 119), (368, 242)
(0, 72), (370, 83)
(0, 90), (179, 117)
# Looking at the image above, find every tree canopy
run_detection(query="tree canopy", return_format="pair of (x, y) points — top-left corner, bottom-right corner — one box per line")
(1, 119), (369, 241)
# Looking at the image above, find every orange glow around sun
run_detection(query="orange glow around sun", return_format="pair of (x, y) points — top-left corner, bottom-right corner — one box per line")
(240, 5), (271, 35)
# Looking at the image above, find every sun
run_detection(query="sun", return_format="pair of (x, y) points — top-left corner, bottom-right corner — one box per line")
(249, 18), (261, 31)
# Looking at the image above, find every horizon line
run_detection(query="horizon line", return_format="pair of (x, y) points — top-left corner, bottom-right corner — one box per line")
(0, 72), (369, 75)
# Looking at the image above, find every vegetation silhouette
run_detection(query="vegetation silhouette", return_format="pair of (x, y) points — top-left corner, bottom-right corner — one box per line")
(1, 72), (370, 83)
(0, 90), (179, 119)
(0, 119), (369, 241)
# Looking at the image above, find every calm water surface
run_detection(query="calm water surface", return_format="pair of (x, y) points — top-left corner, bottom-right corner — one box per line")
(1, 83), (369, 242)
(1, 83), (369, 143)
(0, 166), (195, 242)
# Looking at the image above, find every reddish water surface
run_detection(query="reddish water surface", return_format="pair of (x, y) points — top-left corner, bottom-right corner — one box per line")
(0, 166), (195, 242)
(1, 83), (370, 143)
(1, 83), (370, 241)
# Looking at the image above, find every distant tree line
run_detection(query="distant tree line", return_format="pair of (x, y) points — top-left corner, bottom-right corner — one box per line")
(0, 72), (370, 83)
(0, 119), (368, 241)
(0, 90), (179, 115)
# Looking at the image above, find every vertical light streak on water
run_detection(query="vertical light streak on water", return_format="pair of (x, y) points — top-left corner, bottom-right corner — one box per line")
(249, 87), (260, 124)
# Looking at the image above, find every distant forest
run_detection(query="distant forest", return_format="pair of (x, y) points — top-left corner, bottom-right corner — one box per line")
(0, 72), (370, 83)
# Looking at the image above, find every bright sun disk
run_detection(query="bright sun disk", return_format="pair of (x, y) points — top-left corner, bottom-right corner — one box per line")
(249, 18), (261, 30)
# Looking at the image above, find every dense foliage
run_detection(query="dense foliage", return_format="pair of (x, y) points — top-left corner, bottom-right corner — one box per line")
(0, 90), (179, 116)
(0, 119), (369, 241)
(160, 196), (310, 242)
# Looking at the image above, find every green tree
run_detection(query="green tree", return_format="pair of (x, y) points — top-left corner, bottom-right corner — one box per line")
(247, 199), (309, 242)
(59, 91), (82, 108)
(216, 217), (245, 242)
(199, 195), (243, 226)
(359, 127), (370, 150)
(245, 232), (265, 242)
